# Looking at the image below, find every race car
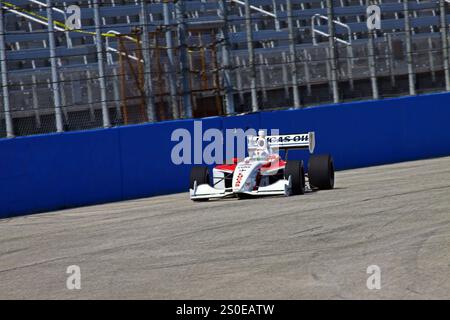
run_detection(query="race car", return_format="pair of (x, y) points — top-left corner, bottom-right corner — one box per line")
(189, 130), (335, 201)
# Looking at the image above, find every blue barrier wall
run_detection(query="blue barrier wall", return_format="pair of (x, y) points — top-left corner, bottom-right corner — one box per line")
(1, 92), (450, 218)
(119, 117), (223, 200)
(0, 129), (123, 217)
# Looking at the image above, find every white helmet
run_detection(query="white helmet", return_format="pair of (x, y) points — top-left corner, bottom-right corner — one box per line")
(258, 130), (266, 139)
(254, 130), (269, 159)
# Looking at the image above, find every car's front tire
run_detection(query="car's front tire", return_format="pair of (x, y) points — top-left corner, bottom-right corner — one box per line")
(284, 160), (306, 195)
(190, 166), (210, 202)
(190, 166), (210, 189)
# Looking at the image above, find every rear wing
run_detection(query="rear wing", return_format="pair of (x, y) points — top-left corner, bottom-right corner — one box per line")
(248, 132), (316, 154)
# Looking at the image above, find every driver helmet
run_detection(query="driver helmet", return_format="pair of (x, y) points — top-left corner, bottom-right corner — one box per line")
(255, 130), (269, 159)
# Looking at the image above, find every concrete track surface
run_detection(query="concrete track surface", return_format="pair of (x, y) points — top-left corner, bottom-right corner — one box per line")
(1, 157), (450, 300)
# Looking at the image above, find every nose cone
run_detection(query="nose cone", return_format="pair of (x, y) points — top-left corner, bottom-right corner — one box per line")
(232, 161), (259, 193)
(232, 171), (246, 193)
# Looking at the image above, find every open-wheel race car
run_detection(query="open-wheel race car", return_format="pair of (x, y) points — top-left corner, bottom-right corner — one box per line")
(189, 130), (335, 201)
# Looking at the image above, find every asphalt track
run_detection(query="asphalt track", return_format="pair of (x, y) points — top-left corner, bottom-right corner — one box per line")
(1, 157), (450, 300)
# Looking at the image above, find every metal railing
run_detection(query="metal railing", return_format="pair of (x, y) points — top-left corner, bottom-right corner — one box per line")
(311, 14), (352, 46)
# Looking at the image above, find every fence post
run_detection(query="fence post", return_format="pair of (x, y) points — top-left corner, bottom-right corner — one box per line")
(0, 7), (14, 138)
(46, 0), (64, 132)
(368, 28), (379, 99)
(404, 0), (416, 96)
(386, 33), (396, 87)
(175, 0), (193, 118)
(93, 0), (111, 128)
(141, 0), (157, 122)
(326, 0), (340, 103)
(235, 56), (245, 106)
(244, 0), (259, 112)
(440, 0), (450, 91)
(272, 0), (281, 30)
(163, 0), (179, 119)
(287, 0), (301, 108)
(218, 0), (236, 115)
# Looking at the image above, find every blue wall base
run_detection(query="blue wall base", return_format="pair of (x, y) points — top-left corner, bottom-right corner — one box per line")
(1, 92), (450, 218)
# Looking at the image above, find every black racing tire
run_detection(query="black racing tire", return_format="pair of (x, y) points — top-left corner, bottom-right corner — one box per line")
(308, 154), (335, 190)
(284, 160), (305, 195)
(190, 166), (210, 202)
(190, 166), (210, 189)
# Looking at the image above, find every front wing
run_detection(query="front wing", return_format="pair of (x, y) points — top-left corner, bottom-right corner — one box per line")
(190, 177), (292, 200)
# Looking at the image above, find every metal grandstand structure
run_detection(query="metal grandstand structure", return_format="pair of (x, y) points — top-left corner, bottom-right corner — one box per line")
(1, 0), (450, 138)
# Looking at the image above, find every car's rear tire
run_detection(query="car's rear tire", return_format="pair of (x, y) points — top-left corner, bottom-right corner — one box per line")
(284, 160), (305, 195)
(308, 154), (335, 190)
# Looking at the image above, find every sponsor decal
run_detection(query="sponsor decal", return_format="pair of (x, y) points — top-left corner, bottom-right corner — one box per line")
(235, 173), (244, 188)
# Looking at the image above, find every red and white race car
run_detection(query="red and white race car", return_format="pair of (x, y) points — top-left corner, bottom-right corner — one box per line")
(189, 130), (335, 201)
